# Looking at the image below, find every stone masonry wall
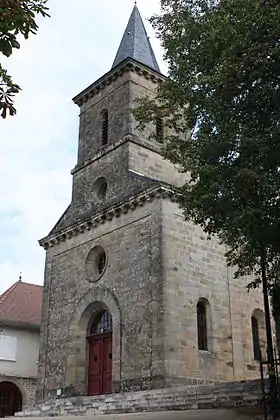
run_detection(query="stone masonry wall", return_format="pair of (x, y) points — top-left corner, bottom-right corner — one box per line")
(71, 142), (150, 223)
(0, 375), (37, 409)
(161, 199), (267, 385)
(49, 141), (164, 237)
(76, 64), (164, 167)
(38, 200), (165, 402)
(129, 71), (163, 152)
(128, 141), (186, 188)
(19, 377), (37, 409)
(228, 265), (270, 380)
(77, 71), (131, 165)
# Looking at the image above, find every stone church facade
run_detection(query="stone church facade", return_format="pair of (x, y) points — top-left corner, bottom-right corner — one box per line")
(37, 5), (267, 403)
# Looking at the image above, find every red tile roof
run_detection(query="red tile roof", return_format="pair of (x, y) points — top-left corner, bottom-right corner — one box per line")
(0, 281), (43, 327)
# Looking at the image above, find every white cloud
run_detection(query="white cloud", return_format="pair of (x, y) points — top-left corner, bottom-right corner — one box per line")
(0, 0), (166, 293)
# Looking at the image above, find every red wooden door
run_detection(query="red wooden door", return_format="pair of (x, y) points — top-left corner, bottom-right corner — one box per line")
(102, 335), (112, 394)
(88, 332), (112, 395)
(0, 382), (22, 417)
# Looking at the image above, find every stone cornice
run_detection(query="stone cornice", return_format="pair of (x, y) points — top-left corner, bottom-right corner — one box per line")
(71, 133), (162, 175)
(72, 58), (165, 107)
(39, 185), (174, 250)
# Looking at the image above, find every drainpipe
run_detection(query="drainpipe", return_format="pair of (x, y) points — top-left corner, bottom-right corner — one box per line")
(226, 265), (235, 380)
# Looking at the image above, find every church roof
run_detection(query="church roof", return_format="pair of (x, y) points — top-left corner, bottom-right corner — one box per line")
(0, 280), (43, 328)
(112, 4), (160, 73)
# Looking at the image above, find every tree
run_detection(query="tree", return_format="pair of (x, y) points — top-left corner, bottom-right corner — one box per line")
(134, 0), (280, 346)
(0, 0), (49, 118)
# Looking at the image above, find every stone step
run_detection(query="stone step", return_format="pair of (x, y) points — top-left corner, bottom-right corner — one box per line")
(16, 380), (264, 418)
(12, 409), (263, 420)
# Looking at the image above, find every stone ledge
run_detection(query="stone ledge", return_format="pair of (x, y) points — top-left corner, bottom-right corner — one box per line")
(38, 185), (174, 250)
(73, 58), (164, 107)
(71, 134), (163, 176)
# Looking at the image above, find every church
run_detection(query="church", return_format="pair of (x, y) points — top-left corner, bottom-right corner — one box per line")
(37, 4), (267, 403)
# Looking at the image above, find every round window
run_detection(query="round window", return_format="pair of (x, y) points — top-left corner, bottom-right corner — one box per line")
(85, 246), (107, 281)
(97, 250), (106, 274)
(93, 177), (108, 200)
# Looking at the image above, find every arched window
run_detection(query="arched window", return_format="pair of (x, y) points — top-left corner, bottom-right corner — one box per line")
(156, 117), (164, 143)
(251, 315), (261, 361)
(101, 109), (108, 145)
(89, 310), (112, 335)
(197, 299), (208, 351)
(251, 309), (266, 361)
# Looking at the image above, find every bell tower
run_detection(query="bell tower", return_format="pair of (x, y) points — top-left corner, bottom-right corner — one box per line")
(37, 5), (180, 401)
(75, 3), (161, 166)
(42, 4), (181, 239)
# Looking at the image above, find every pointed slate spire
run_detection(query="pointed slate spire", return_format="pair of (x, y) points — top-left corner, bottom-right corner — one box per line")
(112, 5), (160, 73)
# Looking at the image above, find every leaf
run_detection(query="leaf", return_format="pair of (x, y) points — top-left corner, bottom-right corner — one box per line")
(1, 105), (7, 119)
(0, 39), (13, 57)
(10, 38), (20, 49)
(0, 0), (50, 118)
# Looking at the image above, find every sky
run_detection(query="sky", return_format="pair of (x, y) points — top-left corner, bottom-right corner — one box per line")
(0, 0), (167, 294)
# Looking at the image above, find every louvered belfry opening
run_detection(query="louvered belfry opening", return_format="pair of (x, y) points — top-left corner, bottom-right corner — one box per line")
(156, 117), (164, 143)
(101, 110), (108, 145)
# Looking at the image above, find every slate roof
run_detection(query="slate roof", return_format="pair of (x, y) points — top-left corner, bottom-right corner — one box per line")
(0, 280), (43, 327)
(112, 5), (160, 73)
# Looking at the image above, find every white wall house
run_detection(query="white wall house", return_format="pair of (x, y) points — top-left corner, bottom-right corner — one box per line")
(0, 280), (42, 417)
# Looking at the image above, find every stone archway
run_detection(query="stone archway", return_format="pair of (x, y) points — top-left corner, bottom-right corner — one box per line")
(0, 381), (22, 417)
(67, 286), (122, 395)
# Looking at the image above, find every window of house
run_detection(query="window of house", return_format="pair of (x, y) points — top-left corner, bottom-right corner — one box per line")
(0, 335), (17, 361)
(101, 110), (109, 145)
(251, 316), (261, 361)
(156, 117), (164, 143)
(197, 300), (208, 351)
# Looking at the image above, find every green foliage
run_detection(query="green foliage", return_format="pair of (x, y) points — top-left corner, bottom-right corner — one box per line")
(0, 0), (50, 118)
(134, 0), (280, 306)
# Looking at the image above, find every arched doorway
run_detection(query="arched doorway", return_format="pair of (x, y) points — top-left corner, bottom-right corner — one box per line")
(0, 382), (22, 417)
(87, 310), (112, 395)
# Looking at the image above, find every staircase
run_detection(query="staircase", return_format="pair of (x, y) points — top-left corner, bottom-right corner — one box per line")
(16, 380), (265, 418)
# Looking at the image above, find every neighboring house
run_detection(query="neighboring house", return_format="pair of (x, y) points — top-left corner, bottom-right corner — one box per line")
(0, 279), (42, 417)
